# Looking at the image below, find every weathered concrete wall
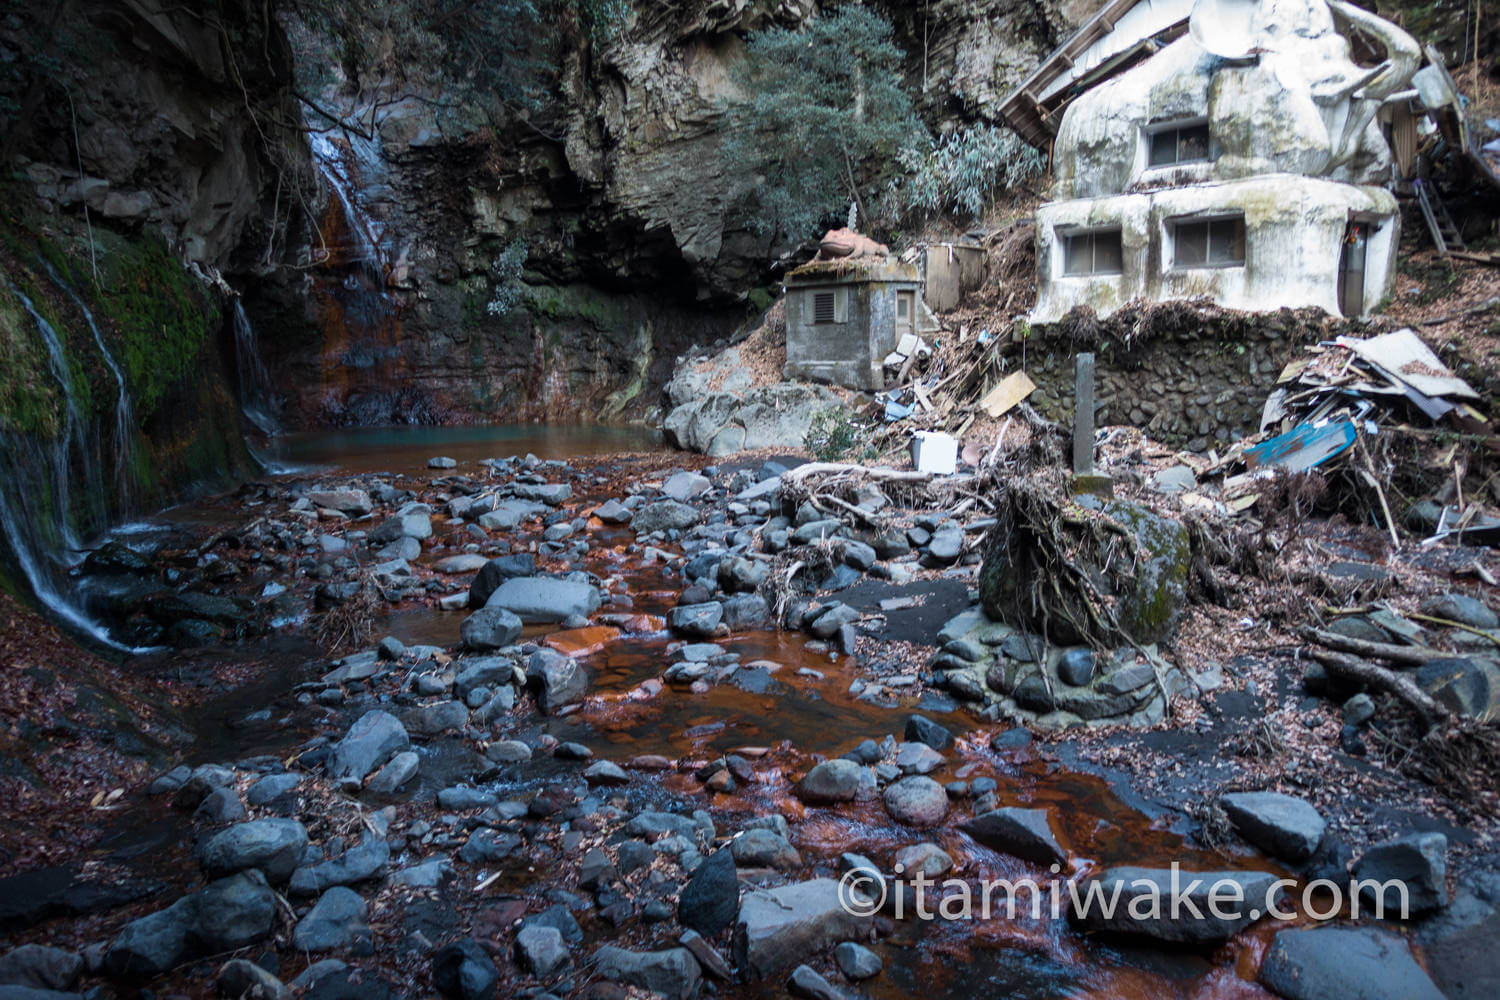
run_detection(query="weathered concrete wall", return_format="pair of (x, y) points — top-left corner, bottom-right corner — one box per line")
(1032, 176), (1399, 322)
(785, 261), (921, 390)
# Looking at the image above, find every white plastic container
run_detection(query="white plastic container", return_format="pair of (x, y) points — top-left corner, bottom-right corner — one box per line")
(911, 431), (958, 475)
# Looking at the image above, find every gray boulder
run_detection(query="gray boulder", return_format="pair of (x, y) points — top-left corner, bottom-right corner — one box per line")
(401, 700), (470, 737)
(730, 829), (802, 870)
(591, 946), (701, 1000)
(0, 945), (81, 991)
(217, 958), (291, 999)
(662, 471), (711, 502)
(528, 649), (588, 714)
(192, 872), (277, 953)
(514, 925), (570, 978)
(366, 751), (420, 793)
(1260, 926), (1444, 1000)
(288, 837), (390, 896)
(632, 500), (701, 534)
(668, 602), (723, 637)
(1355, 832), (1449, 915)
(834, 942), (882, 980)
(961, 807), (1066, 866)
(484, 577), (600, 623)
(1220, 791), (1326, 863)
(460, 606), (523, 651)
(292, 887), (369, 952)
(883, 777), (949, 827)
(476, 500), (546, 532)
(797, 760), (868, 803)
(513, 482), (571, 505)
(679, 847), (739, 936)
(200, 819), (309, 883)
(1420, 592), (1498, 630)
(328, 710), (410, 782)
(105, 898), (194, 977)
(466, 554), (537, 608)
(431, 939), (498, 1000)
(305, 489), (372, 516)
(1070, 867), (1282, 943)
(734, 879), (874, 980)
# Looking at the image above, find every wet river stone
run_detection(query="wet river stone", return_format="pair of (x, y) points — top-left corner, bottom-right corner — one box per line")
(796, 760), (867, 803)
(591, 946), (701, 1000)
(733, 879), (874, 980)
(200, 819), (309, 883)
(1355, 832), (1449, 914)
(883, 777), (949, 827)
(961, 807), (1066, 866)
(485, 576), (600, 623)
(1219, 791), (1326, 863)
(1071, 868), (1281, 943)
(632, 499), (701, 534)
(679, 848), (739, 936)
(1260, 926), (1444, 1000)
(328, 710), (410, 783)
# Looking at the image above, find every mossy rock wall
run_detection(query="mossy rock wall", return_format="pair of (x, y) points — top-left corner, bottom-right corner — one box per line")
(0, 208), (254, 596)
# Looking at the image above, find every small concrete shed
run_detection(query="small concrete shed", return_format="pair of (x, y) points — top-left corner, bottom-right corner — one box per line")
(784, 258), (924, 390)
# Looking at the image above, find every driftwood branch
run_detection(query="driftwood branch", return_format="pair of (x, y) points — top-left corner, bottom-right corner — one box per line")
(1296, 625), (1453, 666)
(1310, 649), (1450, 725)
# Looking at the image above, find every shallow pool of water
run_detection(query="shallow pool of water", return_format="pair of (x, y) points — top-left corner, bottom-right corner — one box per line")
(253, 423), (662, 478)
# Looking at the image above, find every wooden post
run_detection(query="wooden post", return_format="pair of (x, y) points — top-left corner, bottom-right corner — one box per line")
(1073, 352), (1095, 476)
(1069, 352), (1113, 498)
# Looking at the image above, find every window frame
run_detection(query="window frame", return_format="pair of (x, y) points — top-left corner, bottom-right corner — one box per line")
(1168, 214), (1246, 270)
(1059, 227), (1125, 277)
(1145, 118), (1213, 168)
(810, 287), (847, 325)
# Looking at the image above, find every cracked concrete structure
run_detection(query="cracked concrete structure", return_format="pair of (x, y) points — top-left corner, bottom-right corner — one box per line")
(1011, 0), (1419, 323)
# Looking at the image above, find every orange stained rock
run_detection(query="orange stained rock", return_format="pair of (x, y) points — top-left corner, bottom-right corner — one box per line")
(543, 626), (622, 657)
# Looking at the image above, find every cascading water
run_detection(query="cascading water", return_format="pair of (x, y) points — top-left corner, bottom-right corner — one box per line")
(0, 284), (126, 649)
(39, 259), (138, 497)
(306, 124), (413, 424)
(232, 300), (281, 436)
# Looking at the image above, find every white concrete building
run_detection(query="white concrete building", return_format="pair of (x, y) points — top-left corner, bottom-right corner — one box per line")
(1003, 0), (1419, 323)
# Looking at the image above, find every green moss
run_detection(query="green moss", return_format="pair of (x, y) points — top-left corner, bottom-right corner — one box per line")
(96, 236), (218, 419)
(0, 283), (66, 437)
(747, 286), (776, 312)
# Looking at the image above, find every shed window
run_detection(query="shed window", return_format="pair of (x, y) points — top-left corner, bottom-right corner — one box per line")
(1062, 229), (1124, 276)
(1171, 216), (1245, 268)
(1148, 121), (1211, 167)
(811, 289), (846, 324)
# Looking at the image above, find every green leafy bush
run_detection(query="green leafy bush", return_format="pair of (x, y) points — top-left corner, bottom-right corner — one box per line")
(892, 124), (1047, 219)
(805, 405), (875, 462)
(486, 239), (529, 317)
(723, 6), (920, 243)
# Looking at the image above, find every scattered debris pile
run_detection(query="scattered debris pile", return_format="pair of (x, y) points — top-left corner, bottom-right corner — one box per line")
(1209, 328), (1500, 545)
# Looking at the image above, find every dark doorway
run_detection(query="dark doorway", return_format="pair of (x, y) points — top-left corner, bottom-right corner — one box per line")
(1338, 221), (1370, 317)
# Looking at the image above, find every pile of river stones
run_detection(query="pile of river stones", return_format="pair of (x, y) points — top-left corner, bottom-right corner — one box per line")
(5, 454), (1492, 999)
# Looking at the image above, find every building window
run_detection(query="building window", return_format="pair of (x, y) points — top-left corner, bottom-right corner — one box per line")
(811, 288), (847, 324)
(1148, 120), (1211, 167)
(1062, 229), (1124, 276)
(1171, 216), (1245, 269)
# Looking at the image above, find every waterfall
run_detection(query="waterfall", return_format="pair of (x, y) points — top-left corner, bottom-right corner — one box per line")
(306, 123), (409, 423)
(232, 300), (281, 436)
(0, 284), (126, 649)
(308, 129), (387, 270)
(39, 259), (138, 495)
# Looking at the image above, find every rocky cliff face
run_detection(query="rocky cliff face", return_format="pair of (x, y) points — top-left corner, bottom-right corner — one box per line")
(242, 0), (1080, 429)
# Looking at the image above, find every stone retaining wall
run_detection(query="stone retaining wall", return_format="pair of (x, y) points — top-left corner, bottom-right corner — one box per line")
(1010, 301), (1370, 450)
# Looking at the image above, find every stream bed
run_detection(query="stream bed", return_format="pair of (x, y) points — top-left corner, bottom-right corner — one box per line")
(0, 423), (1444, 1000)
